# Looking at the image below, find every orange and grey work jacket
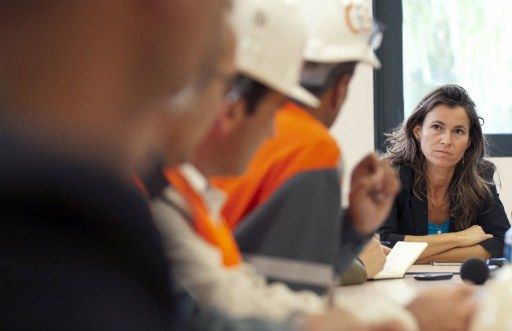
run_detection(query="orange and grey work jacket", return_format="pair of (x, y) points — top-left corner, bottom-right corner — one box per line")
(164, 169), (242, 267)
(140, 166), (242, 268)
(212, 102), (369, 292)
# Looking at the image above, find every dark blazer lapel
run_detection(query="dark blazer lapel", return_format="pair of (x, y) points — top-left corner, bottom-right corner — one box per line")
(410, 180), (428, 235)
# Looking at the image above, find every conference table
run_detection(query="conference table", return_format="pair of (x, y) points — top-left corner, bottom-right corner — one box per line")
(335, 264), (463, 306)
(332, 264), (512, 330)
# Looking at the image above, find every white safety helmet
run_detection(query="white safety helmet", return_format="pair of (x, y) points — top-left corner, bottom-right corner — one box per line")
(230, 0), (320, 108)
(295, 0), (382, 68)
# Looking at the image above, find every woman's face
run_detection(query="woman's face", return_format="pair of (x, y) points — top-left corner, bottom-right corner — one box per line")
(414, 104), (471, 170)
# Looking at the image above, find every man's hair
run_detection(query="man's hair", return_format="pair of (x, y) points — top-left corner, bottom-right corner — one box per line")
(300, 61), (357, 98)
(229, 74), (269, 115)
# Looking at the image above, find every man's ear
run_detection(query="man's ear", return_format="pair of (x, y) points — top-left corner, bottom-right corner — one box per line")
(331, 73), (353, 108)
(216, 98), (247, 136)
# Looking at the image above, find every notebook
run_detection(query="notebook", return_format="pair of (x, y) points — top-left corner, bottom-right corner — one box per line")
(370, 241), (428, 280)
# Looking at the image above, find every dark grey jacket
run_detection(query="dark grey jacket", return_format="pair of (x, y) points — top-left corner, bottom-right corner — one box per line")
(0, 132), (291, 331)
(235, 168), (369, 293)
(0, 132), (176, 330)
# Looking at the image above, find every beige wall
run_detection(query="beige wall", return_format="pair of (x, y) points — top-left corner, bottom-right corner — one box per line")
(330, 64), (512, 220)
(489, 157), (512, 219)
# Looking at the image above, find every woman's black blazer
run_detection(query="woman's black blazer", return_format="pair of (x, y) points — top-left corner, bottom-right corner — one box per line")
(379, 165), (510, 257)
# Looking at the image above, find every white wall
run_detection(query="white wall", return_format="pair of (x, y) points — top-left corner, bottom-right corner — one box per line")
(330, 64), (375, 207)
(330, 64), (512, 219)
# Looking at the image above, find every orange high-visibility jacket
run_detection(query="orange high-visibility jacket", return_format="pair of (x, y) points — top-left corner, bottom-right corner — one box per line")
(212, 101), (342, 229)
(164, 169), (242, 267)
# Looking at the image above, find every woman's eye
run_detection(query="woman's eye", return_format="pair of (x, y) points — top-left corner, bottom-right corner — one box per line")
(432, 124), (441, 130)
(455, 129), (465, 135)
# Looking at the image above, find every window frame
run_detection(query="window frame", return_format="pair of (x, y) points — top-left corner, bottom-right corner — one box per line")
(373, 0), (512, 157)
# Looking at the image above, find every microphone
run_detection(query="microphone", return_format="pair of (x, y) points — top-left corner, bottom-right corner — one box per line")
(460, 258), (490, 285)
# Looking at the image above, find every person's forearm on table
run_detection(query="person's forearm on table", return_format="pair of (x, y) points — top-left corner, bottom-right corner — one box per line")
(405, 233), (461, 259)
(416, 244), (491, 263)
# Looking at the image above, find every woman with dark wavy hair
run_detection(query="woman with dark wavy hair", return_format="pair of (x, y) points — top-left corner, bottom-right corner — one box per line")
(379, 84), (510, 262)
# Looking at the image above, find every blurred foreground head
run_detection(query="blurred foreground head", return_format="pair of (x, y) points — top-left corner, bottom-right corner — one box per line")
(0, 0), (229, 174)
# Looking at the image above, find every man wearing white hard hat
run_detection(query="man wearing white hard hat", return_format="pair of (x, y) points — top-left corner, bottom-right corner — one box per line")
(212, 0), (391, 287)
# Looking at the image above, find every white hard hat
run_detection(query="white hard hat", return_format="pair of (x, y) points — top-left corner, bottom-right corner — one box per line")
(295, 0), (381, 68)
(230, 0), (320, 108)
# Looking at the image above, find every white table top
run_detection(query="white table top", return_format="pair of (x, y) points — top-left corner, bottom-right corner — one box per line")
(335, 265), (464, 306)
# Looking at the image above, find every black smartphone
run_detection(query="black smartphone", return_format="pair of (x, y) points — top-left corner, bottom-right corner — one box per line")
(486, 258), (508, 268)
(413, 273), (453, 281)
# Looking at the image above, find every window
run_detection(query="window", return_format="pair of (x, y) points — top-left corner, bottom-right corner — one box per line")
(374, 0), (512, 156)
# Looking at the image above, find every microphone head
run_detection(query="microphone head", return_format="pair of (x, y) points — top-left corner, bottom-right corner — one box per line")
(460, 258), (490, 285)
